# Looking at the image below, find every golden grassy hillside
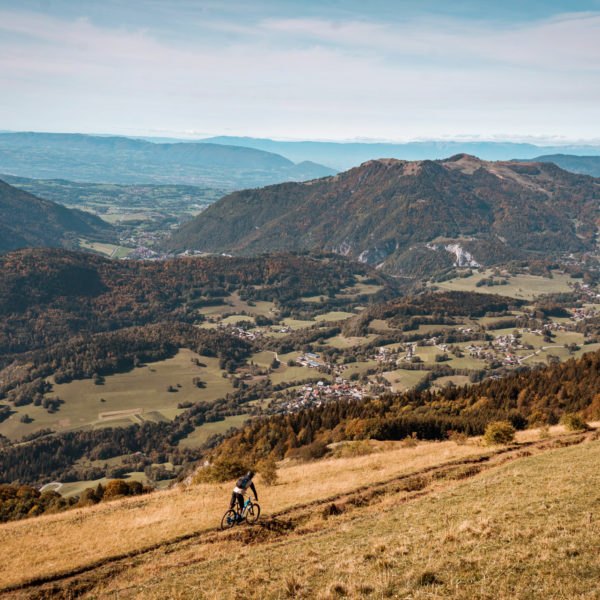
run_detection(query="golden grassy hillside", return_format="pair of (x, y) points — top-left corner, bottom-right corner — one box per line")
(1, 427), (598, 599)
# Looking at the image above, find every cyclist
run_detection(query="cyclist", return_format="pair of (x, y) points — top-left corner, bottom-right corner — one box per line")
(230, 470), (258, 519)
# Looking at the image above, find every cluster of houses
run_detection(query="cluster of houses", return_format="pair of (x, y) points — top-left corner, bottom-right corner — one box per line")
(296, 352), (325, 368)
(524, 322), (568, 335)
(374, 344), (416, 365)
(125, 246), (168, 261)
(571, 306), (597, 321)
(216, 323), (265, 342)
(465, 333), (528, 365)
(295, 352), (347, 376)
(572, 282), (600, 303)
(281, 378), (368, 413)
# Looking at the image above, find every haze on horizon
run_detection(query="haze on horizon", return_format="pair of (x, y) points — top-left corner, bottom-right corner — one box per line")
(1, 0), (599, 143)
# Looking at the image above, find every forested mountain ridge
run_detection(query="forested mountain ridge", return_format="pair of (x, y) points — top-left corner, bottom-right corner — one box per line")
(0, 132), (335, 189)
(0, 179), (115, 253)
(165, 155), (600, 276)
(0, 248), (392, 357)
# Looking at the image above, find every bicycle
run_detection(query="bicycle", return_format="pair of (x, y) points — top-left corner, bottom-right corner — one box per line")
(221, 496), (261, 530)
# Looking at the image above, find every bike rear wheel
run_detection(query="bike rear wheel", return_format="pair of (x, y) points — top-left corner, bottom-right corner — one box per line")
(246, 502), (260, 524)
(221, 509), (237, 530)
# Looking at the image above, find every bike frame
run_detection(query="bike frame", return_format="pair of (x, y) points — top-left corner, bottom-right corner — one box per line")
(240, 496), (253, 518)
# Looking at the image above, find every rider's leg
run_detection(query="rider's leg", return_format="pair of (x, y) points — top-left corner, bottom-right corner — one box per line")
(236, 493), (244, 517)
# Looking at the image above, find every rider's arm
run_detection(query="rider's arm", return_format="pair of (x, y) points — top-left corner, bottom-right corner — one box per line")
(250, 481), (258, 501)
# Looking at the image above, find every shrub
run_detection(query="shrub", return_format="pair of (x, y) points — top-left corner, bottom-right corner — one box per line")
(284, 575), (303, 598)
(483, 421), (515, 445)
(193, 456), (250, 484)
(528, 410), (548, 427)
(256, 456), (278, 486)
(447, 430), (468, 445)
(561, 413), (588, 432)
(77, 487), (100, 506)
(287, 439), (329, 462)
(102, 479), (149, 499)
(103, 479), (130, 499)
(401, 432), (419, 448)
(333, 439), (375, 458)
(417, 571), (440, 586)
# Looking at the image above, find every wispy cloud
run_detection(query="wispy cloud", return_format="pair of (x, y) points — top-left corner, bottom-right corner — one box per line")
(0, 6), (598, 140)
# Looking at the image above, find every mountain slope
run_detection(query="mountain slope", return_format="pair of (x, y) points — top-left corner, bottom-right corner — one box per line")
(0, 427), (596, 598)
(531, 154), (600, 178)
(0, 247), (390, 355)
(165, 155), (600, 275)
(0, 132), (336, 189)
(0, 179), (114, 253)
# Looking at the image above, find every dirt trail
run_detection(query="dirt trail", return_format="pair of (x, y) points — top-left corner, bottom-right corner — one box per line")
(1, 429), (594, 599)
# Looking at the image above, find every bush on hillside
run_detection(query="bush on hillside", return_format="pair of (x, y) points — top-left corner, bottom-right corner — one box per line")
(256, 456), (278, 486)
(561, 413), (588, 432)
(483, 421), (516, 445)
(193, 456), (251, 484)
(102, 479), (130, 499)
(333, 439), (377, 458)
(527, 410), (548, 427)
(287, 439), (329, 462)
(401, 432), (419, 447)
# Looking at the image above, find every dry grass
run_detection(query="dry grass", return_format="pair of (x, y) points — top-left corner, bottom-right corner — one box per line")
(83, 438), (600, 600)
(0, 440), (488, 589)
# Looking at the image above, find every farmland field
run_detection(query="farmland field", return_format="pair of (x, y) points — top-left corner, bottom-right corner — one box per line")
(0, 350), (233, 441)
(382, 369), (428, 392)
(435, 269), (574, 299)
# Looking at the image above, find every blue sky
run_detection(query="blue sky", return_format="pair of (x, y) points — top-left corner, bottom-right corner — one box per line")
(1, 1), (599, 142)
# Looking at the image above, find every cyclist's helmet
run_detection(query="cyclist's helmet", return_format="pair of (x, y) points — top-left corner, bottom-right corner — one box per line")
(247, 470), (254, 478)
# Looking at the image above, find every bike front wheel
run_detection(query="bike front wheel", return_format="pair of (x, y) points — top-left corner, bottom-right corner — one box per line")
(246, 502), (260, 524)
(221, 509), (237, 530)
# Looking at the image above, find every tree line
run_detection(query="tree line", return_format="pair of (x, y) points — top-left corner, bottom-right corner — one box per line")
(0, 248), (393, 357)
(205, 348), (600, 465)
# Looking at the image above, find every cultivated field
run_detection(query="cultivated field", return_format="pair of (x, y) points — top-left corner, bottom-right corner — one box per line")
(382, 369), (427, 392)
(435, 269), (574, 300)
(78, 239), (134, 258)
(0, 350), (233, 441)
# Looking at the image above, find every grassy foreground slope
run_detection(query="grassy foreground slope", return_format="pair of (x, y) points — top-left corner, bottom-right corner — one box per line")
(1, 428), (598, 598)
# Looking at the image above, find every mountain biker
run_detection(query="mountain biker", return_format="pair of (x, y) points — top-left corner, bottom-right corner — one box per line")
(230, 471), (258, 519)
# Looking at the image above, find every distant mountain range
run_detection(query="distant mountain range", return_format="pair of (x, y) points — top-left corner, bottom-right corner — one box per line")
(164, 154), (600, 276)
(0, 133), (335, 189)
(0, 179), (114, 253)
(530, 155), (600, 178)
(193, 136), (600, 171)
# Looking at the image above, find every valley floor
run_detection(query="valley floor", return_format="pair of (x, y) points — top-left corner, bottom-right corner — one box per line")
(2, 427), (599, 599)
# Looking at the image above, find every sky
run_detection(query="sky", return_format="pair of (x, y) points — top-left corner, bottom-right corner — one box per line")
(1, 0), (599, 142)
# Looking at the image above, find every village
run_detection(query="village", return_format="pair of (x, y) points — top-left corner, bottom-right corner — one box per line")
(200, 281), (600, 415)
(276, 377), (371, 414)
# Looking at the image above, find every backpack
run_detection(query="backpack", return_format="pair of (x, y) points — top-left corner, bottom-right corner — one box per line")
(236, 475), (251, 490)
